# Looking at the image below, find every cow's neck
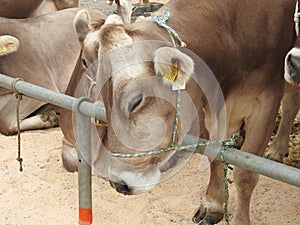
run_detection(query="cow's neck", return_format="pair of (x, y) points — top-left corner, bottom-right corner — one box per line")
(126, 18), (171, 44)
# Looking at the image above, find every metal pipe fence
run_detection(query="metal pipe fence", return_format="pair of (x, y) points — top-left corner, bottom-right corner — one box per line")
(0, 73), (300, 224)
(0, 73), (102, 225)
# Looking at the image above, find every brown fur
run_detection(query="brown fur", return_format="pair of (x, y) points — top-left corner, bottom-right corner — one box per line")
(0, 0), (44, 18)
(0, 9), (104, 135)
(59, 10), (107, 172)
(92, 19), (106, 30)
(94, 0), (296, 224)
(0, 0), (78, 19)
(53, 0), (78, 10)
(266, 92), (300, 161)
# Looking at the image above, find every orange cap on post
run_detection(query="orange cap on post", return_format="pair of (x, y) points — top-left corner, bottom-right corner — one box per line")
(79, 207), (93, 225)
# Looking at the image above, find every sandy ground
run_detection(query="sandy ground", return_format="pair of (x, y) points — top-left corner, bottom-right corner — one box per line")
(0, 128), (300, 225)
(1, 1), (300, 225)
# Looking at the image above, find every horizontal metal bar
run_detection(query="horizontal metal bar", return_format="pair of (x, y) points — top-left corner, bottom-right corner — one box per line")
(183, 135), (300, 187)
(0, 73), (107, 122)
(1, 73), (299, 187)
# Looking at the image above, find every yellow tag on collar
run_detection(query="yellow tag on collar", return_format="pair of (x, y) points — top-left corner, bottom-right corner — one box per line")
(0, 45), (7, 54)
(164, 63), (178, 83)
(180, 42), (187, 48)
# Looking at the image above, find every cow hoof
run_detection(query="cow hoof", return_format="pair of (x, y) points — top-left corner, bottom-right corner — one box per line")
(40, 110), (59, 127)
(192, 208), (223, 225)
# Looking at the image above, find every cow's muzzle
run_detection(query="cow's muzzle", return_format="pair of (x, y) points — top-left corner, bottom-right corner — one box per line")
(109, 180), (133, 195)
(287, 54), (300, 85)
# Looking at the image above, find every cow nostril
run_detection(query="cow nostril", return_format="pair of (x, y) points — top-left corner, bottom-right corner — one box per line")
(109, 180), (132, 195)
(119, 183), (132, 195)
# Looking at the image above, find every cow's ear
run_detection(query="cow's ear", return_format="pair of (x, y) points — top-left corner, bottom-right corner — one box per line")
(0, 35), (19, 56)
(153, 47), (194, 86)
(74, 10), (92, 43)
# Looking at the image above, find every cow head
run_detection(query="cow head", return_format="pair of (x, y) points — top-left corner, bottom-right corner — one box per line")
(87, 15), (203, 195)
(0, 35), (19, 56)
(75, 12), (214, 195)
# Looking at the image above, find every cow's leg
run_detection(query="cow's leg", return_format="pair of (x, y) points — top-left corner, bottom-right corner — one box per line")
(19, 110), (58, 131)
(61, 138), (78, 172)
(192, 159), (226, 225)
(231, 95), (281, 225)
(59, 107), (78, 172)
(117, 0), (132, 24)
(59, 105), (108, 174)
(194, 91), (280, 225)
(265, 92), (300, 161)
(0, 95), (57, 135)
(193, 106), (243, 225)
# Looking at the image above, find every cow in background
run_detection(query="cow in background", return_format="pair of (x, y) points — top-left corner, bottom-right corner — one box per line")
(0, 8), (105, 135)
(0, 0), (79, 18)
(266, 31), (300, 161)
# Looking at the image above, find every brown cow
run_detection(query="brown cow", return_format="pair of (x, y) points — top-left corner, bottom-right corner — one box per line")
(63, 1), (296, 225)
(0, 0), (78, 18)
(0, 8), (104, 135)
(264, 15), (300, 173)
(266, 29), (300, 162)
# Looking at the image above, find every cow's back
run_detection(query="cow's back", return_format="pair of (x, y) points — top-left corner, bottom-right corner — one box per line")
(0, 8), (81, 93)
(0, 0), (45, 18)
(150, 0), (296, 95)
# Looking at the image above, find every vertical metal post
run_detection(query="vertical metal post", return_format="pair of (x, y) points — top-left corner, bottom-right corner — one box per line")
(74, 97), (92, 225)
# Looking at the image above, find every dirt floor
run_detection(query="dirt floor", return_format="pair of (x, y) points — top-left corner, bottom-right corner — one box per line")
(0, 1), (300, 225)
(0, 128), (299, 225)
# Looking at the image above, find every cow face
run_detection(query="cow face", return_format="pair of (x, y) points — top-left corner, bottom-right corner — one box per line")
(95, 19), (198, 195)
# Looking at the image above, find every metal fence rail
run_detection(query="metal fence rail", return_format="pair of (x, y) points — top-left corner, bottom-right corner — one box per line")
(183, 135), (300, 187)
(0, 73), (300, 224)
(0, 73), (106, 120)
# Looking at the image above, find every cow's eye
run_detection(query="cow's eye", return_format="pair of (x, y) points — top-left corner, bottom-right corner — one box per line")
(127, 93), (143, 113)
(81, 58), (88, 68)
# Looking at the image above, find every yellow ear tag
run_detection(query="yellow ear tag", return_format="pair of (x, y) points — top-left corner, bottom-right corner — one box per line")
(0, 45), (7, 54)
(164, 63), (178, 83)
